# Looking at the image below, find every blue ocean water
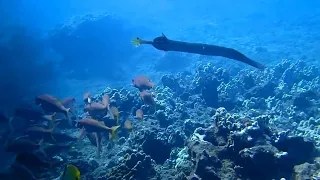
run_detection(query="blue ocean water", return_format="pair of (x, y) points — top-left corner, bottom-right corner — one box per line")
(0, 0), (320, 179)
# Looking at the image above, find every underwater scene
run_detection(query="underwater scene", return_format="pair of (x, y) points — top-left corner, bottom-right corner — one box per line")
(0, 0), (320, 179)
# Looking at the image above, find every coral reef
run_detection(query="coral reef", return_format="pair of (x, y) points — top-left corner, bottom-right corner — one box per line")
(1, 59), (320, 180)
(99, 152), (158, 180)
(72, 59), (320, 180)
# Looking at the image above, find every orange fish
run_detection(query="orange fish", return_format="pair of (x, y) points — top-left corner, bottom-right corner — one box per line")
(5, 136), (46, 156)
(77, 118), (120, 136)
(14, 108), (56, 126)
(24, 122), (59, 143)
(35, 94), (72, 126)
(124, 120), (133, 130)
(136, 109), (143, 120)
(132, 75), (154, 92)
(77, 119), (120, 157)
(140, 90), (155, 106)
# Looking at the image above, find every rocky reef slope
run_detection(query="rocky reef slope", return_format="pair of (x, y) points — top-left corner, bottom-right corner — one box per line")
(31, 59), (320, 180)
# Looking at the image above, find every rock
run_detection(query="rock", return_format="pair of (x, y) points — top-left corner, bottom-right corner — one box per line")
(100, 152), (158, 180)
(274, 136), (316, 166)
(292, 158), (320, 180)
(237, 145), (279, 179)
(155, 110), (171, 128)
(161, 75), (183, 93)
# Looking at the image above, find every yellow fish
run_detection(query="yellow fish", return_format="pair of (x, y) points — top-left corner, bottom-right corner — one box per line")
(58, 164), (80, 180)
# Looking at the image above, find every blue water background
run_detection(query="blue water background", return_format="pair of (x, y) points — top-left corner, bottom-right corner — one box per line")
(0, 0), (319, 113)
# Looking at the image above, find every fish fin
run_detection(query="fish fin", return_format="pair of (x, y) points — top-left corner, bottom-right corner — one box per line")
(109, 125), (120, 140)
(77, 127), (87, 142)
(50, 122), (59, 132)
(65, 108), (73, 127)
(14, 135), (29, 141)
(51, 112), (57, 120)
(131, 37), (141, 47)
(54, 118), (64, 123)
(75, 120), (78, 127)
(50, 122), (60, 143)
(38, 139), (47, 157)
(162, 33), (167, 39)
(48, 112), (56, 128)
(102, 114), (109, 119)
(107, 108), (115, 120)
(69, 109), (77, 117)
(102, 95), (108, 107)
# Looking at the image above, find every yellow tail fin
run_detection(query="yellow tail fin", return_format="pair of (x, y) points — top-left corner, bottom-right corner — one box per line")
(131, 37), (141, 47)
(109, 125), (120, 140)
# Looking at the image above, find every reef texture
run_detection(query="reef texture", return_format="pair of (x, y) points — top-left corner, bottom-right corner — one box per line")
(3, 59), (319, 180)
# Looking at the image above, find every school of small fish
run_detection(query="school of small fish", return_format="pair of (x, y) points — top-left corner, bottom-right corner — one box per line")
(0, 75), (155, 179)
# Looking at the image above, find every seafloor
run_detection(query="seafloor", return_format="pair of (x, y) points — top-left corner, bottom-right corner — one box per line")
(28, 59), (320, 180)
